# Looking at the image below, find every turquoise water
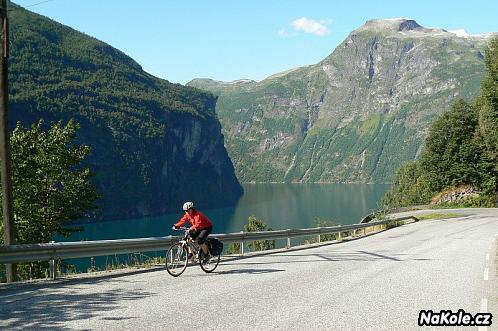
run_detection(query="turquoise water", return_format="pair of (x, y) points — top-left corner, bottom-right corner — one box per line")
(59, 183), (390, 271)
(64, 183), (390, 240)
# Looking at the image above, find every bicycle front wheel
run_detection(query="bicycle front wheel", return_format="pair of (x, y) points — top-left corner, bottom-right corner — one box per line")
(166, 244), (188, 277)
(199, 251), (220, 273)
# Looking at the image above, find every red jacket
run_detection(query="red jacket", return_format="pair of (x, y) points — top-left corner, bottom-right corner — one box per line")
(175, 209), (213, 230)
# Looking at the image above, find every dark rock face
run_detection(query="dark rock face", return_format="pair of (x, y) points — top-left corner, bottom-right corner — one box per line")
(398, 20), (422, 31)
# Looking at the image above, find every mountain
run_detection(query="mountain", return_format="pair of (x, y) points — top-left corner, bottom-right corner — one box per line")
(8, 4), (243, 220)
(188, 18), (495, 183)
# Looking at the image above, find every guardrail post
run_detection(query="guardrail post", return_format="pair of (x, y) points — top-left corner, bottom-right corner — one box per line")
(286, 230), (291, 249)
(316, 234), (321, 243)
(337, 232), (341, 241)
(49, 241), (56, 280)
(240, 231), (244, 255)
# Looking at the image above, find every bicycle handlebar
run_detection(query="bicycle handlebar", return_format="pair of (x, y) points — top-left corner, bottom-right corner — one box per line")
(172, 226), (190, 231)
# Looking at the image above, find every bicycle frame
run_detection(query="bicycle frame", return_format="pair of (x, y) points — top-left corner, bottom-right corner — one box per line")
(179, 235), (201, 260)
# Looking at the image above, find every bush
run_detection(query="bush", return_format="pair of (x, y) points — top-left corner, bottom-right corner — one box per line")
(227, 215), (275, 254)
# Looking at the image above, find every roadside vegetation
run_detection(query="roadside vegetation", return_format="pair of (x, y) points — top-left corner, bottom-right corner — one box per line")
(416, 213), (464, 221)
(384, 38), (498, 209)
(227, 216), (275, 254)
(1, 120), (98, 282)
(86, 254), (163, 273)
(301, 218), (339, 245)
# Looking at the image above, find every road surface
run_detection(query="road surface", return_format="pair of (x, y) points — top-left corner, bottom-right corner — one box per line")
(1, 208), (497, 330)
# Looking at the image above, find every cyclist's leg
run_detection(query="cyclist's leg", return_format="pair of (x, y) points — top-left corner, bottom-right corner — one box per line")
(188, 229), (200, 258)
(197, 227), (212, 255)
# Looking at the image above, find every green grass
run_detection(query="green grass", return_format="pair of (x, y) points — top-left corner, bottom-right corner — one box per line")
(417, 212), (464, 221)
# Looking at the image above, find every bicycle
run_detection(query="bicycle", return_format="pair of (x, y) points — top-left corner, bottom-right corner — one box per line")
(166, 227), (221, 277)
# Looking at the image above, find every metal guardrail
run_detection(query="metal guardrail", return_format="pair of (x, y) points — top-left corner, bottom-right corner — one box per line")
(0, 215), (418, 279)
(359, 205), (430, 223)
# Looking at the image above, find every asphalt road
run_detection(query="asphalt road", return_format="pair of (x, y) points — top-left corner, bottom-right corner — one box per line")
(1, 208), (497, 330)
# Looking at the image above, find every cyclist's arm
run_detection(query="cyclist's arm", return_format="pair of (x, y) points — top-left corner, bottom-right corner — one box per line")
(174, 214), (190, 228)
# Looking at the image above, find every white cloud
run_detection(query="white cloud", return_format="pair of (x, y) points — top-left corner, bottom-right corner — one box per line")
(291, 17), (330, 36)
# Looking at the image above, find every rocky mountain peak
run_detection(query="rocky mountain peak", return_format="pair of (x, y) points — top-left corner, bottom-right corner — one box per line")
(354, 18), (497, 41)
(361, 18), (422, 32)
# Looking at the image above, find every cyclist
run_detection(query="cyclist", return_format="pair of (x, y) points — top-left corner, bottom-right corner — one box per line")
(172, 201), (213, 261)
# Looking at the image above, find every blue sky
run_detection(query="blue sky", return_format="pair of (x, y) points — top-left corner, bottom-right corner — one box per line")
(13, 0), (498, 84)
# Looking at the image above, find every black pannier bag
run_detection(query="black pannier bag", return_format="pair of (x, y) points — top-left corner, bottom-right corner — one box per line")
(209, 238), (223, 255)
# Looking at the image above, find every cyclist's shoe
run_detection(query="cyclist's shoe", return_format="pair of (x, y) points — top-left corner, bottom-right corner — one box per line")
(202, 253), (211, 263)
(188, 253), (194, 260)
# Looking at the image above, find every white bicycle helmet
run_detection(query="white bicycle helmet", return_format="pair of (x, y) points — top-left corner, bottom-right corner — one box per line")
(182, 201), (194, 211)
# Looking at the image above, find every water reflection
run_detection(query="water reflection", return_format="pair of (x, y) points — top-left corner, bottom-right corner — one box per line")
(215, 183), (390, 233)
(64, 183), (390, 241)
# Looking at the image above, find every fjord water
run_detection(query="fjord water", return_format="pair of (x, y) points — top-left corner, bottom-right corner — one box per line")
(60, 183), (389, 271)
(66, 183), (390, 241)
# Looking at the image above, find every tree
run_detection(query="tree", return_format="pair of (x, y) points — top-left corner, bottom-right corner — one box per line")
(245, 216), (275, 252)
(477, 38), (498, 204)
(227, 215), (275, 254)
(478, 38), (498, 155)
(419, 99), (482, 192)
(382, 161), (432, 208)
(1, 120), (99, 279)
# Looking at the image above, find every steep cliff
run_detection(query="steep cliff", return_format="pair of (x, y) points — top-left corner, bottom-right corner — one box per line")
(9, 4), (243, 220)
(189, 19), (495, 183)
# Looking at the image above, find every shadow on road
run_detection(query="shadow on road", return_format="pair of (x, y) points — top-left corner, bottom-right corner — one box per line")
(355, 250), (401, 261)
(216, 268), (285, 275)
(222, 250), (433, 266)
(0, 272), (156, 330)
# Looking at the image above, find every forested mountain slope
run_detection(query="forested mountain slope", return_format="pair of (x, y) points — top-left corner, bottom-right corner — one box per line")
(8, 4), (242, 220)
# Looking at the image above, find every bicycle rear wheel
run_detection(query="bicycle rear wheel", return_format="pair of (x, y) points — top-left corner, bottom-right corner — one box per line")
(199, 250), (220, 273)
(166, 244), (188, 277)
